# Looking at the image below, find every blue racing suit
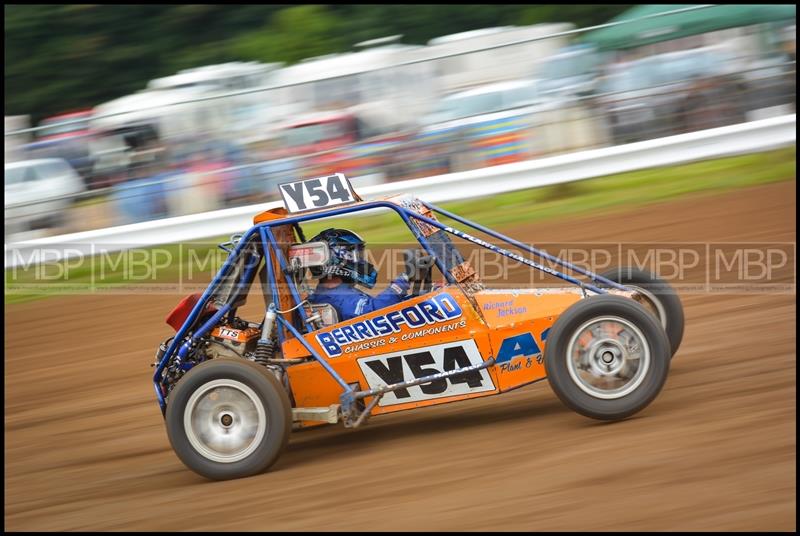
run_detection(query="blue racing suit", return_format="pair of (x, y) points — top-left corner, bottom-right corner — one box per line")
(308, 274), (411, 322)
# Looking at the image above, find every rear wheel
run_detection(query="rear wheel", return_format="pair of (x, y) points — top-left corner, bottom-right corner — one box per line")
(165, 358), (291, 480)
(598, 267), (684, 358)
(544, 295), (671, 421)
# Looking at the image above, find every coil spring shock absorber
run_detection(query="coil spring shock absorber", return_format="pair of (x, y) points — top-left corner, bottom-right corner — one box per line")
(254, 306), (278, 367)
(253, 338), (275, 366)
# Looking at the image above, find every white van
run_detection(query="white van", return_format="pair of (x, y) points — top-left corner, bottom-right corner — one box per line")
(5, 158), (85, 235)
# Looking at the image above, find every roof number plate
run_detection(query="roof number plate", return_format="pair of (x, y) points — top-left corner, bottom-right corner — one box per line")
(279, 174), (357, 213)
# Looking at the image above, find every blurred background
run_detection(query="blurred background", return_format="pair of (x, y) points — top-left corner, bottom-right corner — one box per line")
(4, 4), (796, 238)
(4, 7), (797, 532)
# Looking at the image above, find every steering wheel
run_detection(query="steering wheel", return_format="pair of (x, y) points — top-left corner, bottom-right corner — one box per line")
(403, 249), (435, 297)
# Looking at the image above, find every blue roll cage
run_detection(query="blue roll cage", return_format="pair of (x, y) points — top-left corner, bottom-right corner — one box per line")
(152, 199), (629, 414)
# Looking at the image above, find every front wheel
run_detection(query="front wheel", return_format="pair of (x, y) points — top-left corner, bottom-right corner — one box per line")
(544, 295), (671, 421)
(165, 358), (291, 480)
(598, 267), (685, 358)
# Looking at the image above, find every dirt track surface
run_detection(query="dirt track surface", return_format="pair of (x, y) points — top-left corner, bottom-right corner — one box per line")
(5, 181), (796, 531)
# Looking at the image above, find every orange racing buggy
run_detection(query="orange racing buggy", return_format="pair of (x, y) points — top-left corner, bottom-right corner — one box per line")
(153, 174), (684, 480)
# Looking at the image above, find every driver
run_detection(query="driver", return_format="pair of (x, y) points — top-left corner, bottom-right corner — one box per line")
(306, 228), (422, 321)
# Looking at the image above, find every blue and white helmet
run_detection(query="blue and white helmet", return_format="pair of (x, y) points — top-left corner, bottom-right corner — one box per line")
(309, 228), (378, 288)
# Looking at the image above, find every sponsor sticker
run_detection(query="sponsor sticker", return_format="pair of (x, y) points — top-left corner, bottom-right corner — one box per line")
(218, 328), (240, 339)
(315, 292), (464, 357)
(495, 329), (550, 373)
(482, 300), (528, 317)
(357, 339), (495, 406)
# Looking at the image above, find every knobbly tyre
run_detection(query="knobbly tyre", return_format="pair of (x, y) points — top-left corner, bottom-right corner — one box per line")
(153, 173), (685, 480)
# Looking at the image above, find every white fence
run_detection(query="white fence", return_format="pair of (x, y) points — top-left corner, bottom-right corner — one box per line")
(4, 114), (796, 269)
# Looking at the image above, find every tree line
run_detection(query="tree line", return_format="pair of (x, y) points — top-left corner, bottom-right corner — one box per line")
(4, 4), (631, 122)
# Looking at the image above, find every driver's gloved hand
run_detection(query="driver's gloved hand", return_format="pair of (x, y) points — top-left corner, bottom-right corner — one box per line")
(402, 249), (419, 280)
(389, 273), (412, 296)
(402, 249), (434, 281)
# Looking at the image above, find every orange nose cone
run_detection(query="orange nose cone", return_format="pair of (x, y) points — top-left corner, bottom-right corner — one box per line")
(254, 206), (289, 224)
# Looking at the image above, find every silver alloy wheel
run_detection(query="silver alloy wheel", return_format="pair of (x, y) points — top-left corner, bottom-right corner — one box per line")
(629, 285), (668, 330)
(184, 379), (267, 463)
(566, 315), (650, 400)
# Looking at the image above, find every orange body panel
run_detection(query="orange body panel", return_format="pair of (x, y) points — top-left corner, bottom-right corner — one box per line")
(283, 288), (498, 414)
(253, 206), (290, 224)
(282, 286), (584, 415)
(473, 288), (584, 328)
(473, 289), (583, 391)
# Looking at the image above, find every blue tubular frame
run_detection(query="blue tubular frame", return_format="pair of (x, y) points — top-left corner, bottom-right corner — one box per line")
(263, 226), (315, 332)
(153, 226), (261, 409)
(395, 208), (459, 286)
(268, 201), (459, 289)
(276, 314), (353, 393)
(259, 227), (281, 328)
(153, 199), (625, 413)
(422, 201), (628, 291)
(404, 210), (607, 294)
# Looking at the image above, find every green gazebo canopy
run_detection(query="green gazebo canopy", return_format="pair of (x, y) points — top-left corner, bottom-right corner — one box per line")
(583, 4), (796, 51)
